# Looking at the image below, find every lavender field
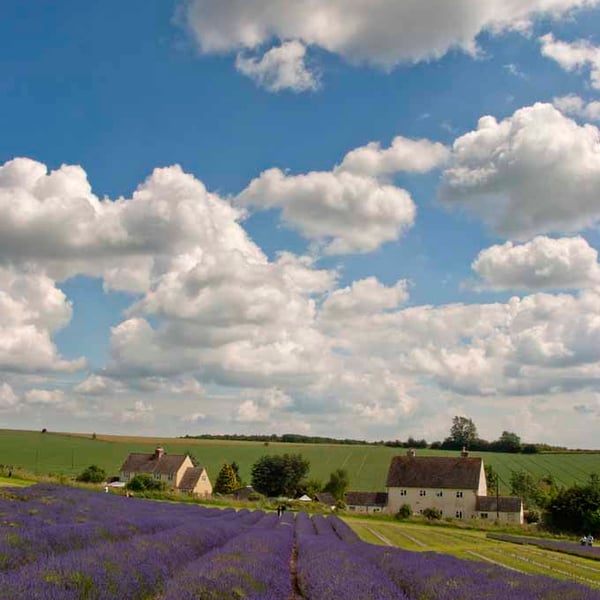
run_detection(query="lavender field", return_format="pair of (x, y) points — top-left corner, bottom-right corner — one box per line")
(1, 484), (599, 599)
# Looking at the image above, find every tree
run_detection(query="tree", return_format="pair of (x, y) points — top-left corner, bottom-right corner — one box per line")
(323, 468), (350, 501)
(230, 461), (242, 487)
(213, 463), (239, 495)
(491, 431), (521, 453)
(125, 474), (165, 492)
(449, 416), (478, 448)
(547, 474), (600, 534)
(184, 451), (200, 467)
(509, 470), (545, 509)
(395, 504), (412, 520)
(485, 464), (499, 495)
(76, 465), (107, 483)
(251, 454), (309, 498)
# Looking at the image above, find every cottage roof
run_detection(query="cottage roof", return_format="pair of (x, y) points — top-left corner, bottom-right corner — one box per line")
(314, 492), (336, 506)
(178, 467), (205, 492)
(233, 486), (255, 500)
(120, 452), (187, 476)
(344, 491), (388, 506)
(386, 455), (483, 490)
(476, 495), (522, 513)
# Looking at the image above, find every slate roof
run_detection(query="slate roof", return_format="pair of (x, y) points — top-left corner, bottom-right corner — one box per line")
(476, 495), (522, 513)
(178, 467), (205, 492)
(315, 492), (337, 506)
(344, 491), (388, 506)
(233, 486), (256, 500)
(386, 456), (483, 490)
(120, 452), (187, 476)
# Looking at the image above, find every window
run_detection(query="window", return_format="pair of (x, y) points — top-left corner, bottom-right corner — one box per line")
(419, 490), (426, 497)
(399, 489), (407, 496)
(201, 475), (206, 481)
(456, 491), (463, 498)
(168, 473), (174, 481)
(481, 513), (488, 519)
(456, 511), (463, 519)
(349, 506), (355, 511)
(154, 473), (161, 480)
(436, 490), (443, 497)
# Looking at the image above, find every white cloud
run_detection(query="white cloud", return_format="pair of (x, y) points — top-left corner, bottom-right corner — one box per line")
(74, 374), (113, 396)
(540, 33), (600, 89)
(235, 399), (263, 422)
(0, 382), (19, 409)
(471, 236), (600, 290)
(0, 267), (83, 373)
(237, 167), (416, 254)
(321, 277), (409, 319)
(553, 94), (600, 121)
(24, 389), (67, 406)
(235, 40), (319, 92)
(181, 411), (207, 423)
(440, 103), (600, 238)
(181, 0), (596, 67)
(336, 135), (450, 178)
(120, 400), (154, 424)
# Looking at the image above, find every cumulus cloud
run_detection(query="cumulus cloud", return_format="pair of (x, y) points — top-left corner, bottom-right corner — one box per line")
(336, 135), (450, 178)
(471, 236), (600, 291)
(540, 33), (600, 89)
(181, 0), (596, 67)
(553, 94), (600, 121)
(0, 158), (252, 293)
(235, 40), (319, 92)
(0, 382), (19, 409)
(0, 267), (83, 373)
(120, 400), (154, 423)
(440, 103), (600, 238)
(237, 168), (416, 254)
(24, 389), (67, 406)
(321, 277), (409, 319)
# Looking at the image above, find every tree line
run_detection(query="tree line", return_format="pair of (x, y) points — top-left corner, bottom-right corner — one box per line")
(182, 416), (571, 454)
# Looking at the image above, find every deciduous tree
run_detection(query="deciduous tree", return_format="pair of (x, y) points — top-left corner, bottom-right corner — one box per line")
(251, 454), (309, 498)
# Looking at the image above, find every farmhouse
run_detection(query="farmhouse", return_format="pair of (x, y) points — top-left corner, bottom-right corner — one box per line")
(119, 446), (212, 497)
(344, 491), (388, 513)
(385, 449), (523, 523)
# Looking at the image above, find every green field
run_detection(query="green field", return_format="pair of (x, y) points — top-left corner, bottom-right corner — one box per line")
(0, 429), (599, 492)
(349, 519), (600, 588)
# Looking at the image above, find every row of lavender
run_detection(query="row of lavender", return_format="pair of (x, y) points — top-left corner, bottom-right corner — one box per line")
(488, 533), (600, 560)
(1, 484), (600, 599)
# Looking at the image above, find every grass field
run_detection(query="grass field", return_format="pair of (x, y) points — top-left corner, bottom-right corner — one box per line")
(0, 429), (599, 492)
(349, 519), (600, 588)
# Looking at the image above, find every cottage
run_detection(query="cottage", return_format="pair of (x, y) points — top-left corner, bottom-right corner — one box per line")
(314, 492), (337, 508)
(119, 446), (212, 497)
(385, 448), (523, 523)
(344, 491), (388, 514)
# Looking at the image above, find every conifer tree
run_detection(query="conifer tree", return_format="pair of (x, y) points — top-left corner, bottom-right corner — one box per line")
(213, 463), (239, 494)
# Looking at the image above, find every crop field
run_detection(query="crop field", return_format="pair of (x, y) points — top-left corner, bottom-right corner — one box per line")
(350, 519), (600, 589)
(1, 429), (599, 492)
(1, 484), (599, 599)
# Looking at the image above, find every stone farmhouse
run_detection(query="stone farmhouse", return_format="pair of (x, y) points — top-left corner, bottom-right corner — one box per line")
(385, 449), (523, 523)
(344, 491), (388, 514)
(119, 446), (212, 497)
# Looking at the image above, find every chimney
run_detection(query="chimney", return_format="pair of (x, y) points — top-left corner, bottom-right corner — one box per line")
(407, 448), (416, 457)
(461, 446), (469, 457)
(153, 446), (165, 460)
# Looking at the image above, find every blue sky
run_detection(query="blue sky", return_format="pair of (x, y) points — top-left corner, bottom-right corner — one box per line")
(2, 0), (600, 445)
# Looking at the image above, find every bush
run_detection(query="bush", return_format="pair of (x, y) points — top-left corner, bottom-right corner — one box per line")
(422, 507), (442, 520)
(125, 474), (166, 492)
(395, 503), (412, 520)
(76, 465), (107, 483)
(525, 509), (540, 524)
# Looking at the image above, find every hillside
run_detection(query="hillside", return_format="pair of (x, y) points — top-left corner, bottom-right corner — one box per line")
(1, 429), (599, 493)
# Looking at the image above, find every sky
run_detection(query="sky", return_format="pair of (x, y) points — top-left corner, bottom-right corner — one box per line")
(2, 1), (600, 446)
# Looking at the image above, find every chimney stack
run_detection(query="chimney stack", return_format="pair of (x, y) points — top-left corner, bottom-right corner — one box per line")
(154, 446), (165, 460)
(407, 448), (416, 457)
(461, 446), (469, 457)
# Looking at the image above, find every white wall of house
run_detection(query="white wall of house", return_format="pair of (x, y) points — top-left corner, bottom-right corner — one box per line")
(386, 487), (480, 518)
(190, 469), (213, 497)
(347, 505), (384, 514)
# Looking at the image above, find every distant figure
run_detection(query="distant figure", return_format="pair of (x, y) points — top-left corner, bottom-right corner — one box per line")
(104, 485), (109, 493)
(7, 470), (12, 478)
(277, 506), (281, 517)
